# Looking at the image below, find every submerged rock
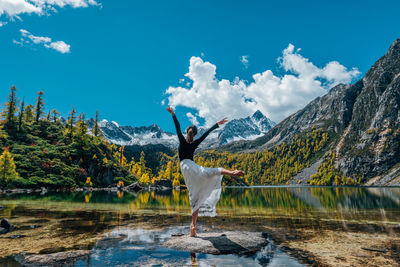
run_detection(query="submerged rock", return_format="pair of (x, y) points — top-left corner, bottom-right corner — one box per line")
(95, 234), (127, 249)
(162, 231), (268, 255)
(8, 234), (26, 239)
(0, 218), (15, 234)
(14, 250), (90, 266)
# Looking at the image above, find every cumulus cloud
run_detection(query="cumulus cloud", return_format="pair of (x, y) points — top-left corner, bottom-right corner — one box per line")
(44, 40), (70, 53)
(165, 44), (360, 126)
(240, 55), (249, 68)
(186, 112), (199, 125)
(0, 0), (99, 17)
(14, 29), (70, 53)
(0, 21), (7, 26)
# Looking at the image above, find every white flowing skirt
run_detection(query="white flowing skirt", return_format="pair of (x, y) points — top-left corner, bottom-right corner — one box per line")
(180, 159), (223, 217)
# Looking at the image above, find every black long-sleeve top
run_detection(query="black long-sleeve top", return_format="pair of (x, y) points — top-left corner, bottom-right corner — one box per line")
(172, 114), (219, 161)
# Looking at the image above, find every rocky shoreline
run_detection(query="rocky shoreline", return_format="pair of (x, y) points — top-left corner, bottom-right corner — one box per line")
(0, 179), (188, 195)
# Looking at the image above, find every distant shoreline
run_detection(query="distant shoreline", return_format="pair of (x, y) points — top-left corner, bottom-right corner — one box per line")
(1, 184), (399, 195)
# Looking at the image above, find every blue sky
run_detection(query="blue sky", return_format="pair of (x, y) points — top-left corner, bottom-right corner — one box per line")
(1, 0), (399, 132)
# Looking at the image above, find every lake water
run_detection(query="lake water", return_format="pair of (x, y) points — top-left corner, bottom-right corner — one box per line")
(0, 186), (399, 266)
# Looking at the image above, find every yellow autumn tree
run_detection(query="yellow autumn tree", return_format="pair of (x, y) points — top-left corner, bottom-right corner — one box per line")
(139, 173), (150, 185)
(172, 177), (180, 187)
(164, 161), (174, 180)
(0, 148), (19, 183)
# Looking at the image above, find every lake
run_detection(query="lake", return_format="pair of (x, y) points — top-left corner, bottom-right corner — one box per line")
(0, 186), (399, 266)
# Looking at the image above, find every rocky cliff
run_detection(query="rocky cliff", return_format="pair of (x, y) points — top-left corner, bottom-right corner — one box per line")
(221, 39), (400, 185)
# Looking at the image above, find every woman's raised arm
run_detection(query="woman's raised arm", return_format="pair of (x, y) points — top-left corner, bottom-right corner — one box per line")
(167, 106), (185, 143)
(194, 117), (228, 146)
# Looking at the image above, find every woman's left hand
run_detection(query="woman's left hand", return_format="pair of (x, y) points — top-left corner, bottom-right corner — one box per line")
(217, 117), (228, 126)
(166, 105), (175, 116)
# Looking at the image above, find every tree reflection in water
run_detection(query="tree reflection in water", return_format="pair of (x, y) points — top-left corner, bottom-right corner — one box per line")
(1, 187), (399, 230)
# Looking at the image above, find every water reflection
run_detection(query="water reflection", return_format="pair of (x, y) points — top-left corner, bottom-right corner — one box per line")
(1, 187), (399, 223)
(71, 227), (305, 267)
(0, 187), (399, 266)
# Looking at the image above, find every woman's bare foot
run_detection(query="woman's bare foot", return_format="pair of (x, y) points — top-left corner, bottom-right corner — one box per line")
(232, 170), (245, 177)
(190, 223), (197, 237)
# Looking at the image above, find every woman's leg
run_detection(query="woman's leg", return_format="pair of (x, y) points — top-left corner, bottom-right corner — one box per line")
(221, 169), (245, 176)
(191, 209), (199, 237)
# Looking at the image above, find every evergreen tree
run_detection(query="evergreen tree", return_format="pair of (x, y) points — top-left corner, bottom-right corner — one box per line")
(35, 90), (45, 122)
(46, 111), (51, 121)
(51, 109), (60, 123)
(24, 104), (34, 123)
(2, 86), (18, 131)
(66, 107), (77, 141)
(118, 146), (127, 166)
(77, 113), (87, 136)
(93, 110), (101, 137)
(139, 151), (146, 168)
(0, 148), (19, 184)
(68, 107), (76, 131)
(18, 99), (25, 131)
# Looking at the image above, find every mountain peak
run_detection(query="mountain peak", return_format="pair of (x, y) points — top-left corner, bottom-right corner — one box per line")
(251, 110), (265, 120)
(364, 38), (400, 85)
(388, 38), (400, 52)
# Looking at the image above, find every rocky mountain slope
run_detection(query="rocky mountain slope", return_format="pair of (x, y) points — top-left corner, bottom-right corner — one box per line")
(221, 39), (400, 185)
(86, 119), (178, 147)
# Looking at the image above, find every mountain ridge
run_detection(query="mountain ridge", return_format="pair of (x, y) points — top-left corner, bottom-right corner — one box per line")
(87, 110), (276, 149)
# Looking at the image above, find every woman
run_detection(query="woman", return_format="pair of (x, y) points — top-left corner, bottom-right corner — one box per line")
(166, 106), (245, 237)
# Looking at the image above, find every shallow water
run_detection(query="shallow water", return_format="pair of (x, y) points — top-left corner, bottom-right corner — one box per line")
(0, 186), (399, 266)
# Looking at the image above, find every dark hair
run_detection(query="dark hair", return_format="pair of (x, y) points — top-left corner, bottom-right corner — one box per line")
(186, 125), (197, 143)
(186, 125), (198, 136)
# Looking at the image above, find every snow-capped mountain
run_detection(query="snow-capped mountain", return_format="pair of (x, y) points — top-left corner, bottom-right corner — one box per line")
(86, 119), (178, 147)
(219, 110), (276, 144)
(87, 110), (275, 148)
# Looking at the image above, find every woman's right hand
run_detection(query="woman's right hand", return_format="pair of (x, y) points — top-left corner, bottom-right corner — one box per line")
(217, 117), (228, 126)
(166, 105), (175, 116)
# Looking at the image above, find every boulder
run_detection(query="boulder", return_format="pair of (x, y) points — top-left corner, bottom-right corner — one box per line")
(13, 250), (90, 267)
(123, 182), (142, 192)
(162, 231), (268, 255)
(153, 179), (172, 189)
(0, 218), (15, 234)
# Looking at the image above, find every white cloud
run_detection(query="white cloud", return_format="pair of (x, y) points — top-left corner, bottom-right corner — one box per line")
(15, 28), (70, 53)
(186, 112), (199, 125)
(240, 55), (249, 68)
(21, 28), (50, 43)
(44, 40), (70, 53)
(1, 1), (97, 53)
(165, 44), (360, 126)
(0, 0), (99, 17)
